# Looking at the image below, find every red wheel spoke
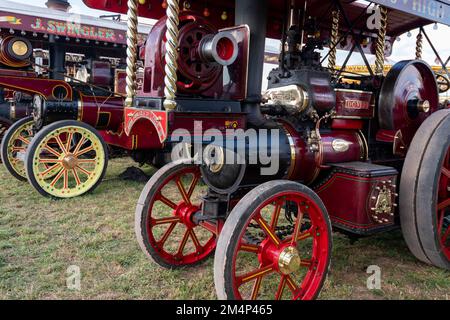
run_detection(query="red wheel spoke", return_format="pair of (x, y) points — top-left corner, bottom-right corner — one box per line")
(38, 159), (61, 164)
(65, 132), (73, 153)
(157, 222), (177, 246)
(77, 159), (96, 164)
(186, 173), (200, 199)
(255, 215), (281, 246)
(250, 276), (263, 300)
(11, 147), (25, 152)
(63, 170), (69, 189)
(73, 136), (86, 155)
(270, 200), (282, 228)
(291, 205), (304, 245)
(72, 169), (81, 186)
(297, 229), (313, 242)
(189, 229), (202, 252)
(285, 275), (299, 293)
(55, 136), (67, 153)
(75, 165), (92, 176)
(236, 264), (274, 286)
(275, 276), (287, 300)
(40, 163), (62, 177)
(442, 167), (450, 179)
(153, 216), (180, 226)
(43, 145), (61, 158)
(438, 198), (450, 211)
(177, 229), (191, 256)
(50, 168), (65, 187)
(158, 194), (177, 209)
(300, 259), (312, 268)
(176, 178), (191, 205)
(76, 145), (94, 157)
(239, 243), (260, 253)
(441, 225), (450, 243)
(17, 136), (30, 145)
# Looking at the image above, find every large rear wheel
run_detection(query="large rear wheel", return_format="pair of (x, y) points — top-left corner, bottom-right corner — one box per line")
(400, 109), (450, 269)
(0, 116), (33, 180)
(214, 180), (332, 300)
(25, 120), (108, 198)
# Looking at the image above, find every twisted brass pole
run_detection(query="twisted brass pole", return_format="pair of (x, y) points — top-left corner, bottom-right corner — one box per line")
(125, 0), (138, 108)
(374, 5), (388, 75)
(328, 10), (340, 75)
(163, 0), (180, 110)
(415, 30), (423, 60)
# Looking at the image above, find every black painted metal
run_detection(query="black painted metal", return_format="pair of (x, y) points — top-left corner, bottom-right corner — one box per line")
(235, 0), (268, 126)
(48, 37), (66, 81)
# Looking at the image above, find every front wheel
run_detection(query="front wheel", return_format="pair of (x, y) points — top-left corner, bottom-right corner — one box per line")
(135, 160), (216, 269)
(214, 180), (332, 300)
(400, 109), (450, 269)
(25, 120), (108, 198)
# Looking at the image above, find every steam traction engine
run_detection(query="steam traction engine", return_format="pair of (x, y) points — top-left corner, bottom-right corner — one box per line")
(83, 0), (450, 299)
(0, 2), (152, 198)
(0, 1), (245, 198)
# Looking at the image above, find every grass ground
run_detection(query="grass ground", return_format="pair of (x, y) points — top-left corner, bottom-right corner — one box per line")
(0, 158), (448, 300)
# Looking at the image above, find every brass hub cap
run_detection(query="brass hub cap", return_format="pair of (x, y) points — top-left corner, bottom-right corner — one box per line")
(278, 246), (301, 275)
(62, 154), (78, 169)
(417, 100), (430, 113)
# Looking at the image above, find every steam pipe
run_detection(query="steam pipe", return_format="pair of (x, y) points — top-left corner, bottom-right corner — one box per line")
(235, 0), (268, 127)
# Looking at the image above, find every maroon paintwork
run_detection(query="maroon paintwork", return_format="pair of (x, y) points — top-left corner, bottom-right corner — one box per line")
(315, 168), (398, 233)
(335, 89), (374, 119)
(0, 75), (73, 101)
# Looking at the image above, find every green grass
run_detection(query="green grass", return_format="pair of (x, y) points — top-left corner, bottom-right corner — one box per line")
(0, 158), (448, 300)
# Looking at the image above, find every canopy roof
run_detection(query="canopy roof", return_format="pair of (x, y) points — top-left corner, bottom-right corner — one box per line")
(82, 0), (450, 39)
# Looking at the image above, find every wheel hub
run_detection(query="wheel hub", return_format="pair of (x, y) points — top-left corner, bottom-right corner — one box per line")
(258, 238), (302, 275)
(175, 203), (199, 229)
(62, 153), (78, 169)
(278, 246), (301, 275)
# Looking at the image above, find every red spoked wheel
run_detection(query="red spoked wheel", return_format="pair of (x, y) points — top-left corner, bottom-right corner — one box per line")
(135, 160), (216, 268)
(214, 181), (332, 300)
(400, 109), (450, 269)
(438, 149), (450, 261)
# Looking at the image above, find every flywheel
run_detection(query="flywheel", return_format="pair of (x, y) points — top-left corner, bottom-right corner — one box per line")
(378, 60), (439, 149)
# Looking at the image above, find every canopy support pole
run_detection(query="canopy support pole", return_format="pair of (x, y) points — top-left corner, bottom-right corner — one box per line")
(374, 5), (388, 75)
(163, 0), (180, 111)
(125, 0), (138, 108)
(328, 9), (340, 75)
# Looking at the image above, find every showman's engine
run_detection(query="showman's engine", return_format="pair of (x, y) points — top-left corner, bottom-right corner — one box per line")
(198, 14), (439, 230)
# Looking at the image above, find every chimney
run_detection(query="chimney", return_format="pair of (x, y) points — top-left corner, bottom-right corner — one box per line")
(45, 0), (71, 12)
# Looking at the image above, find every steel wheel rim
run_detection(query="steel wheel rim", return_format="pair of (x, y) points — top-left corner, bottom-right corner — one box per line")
(231, 191), (330, 300)
(438, 148), (450, 260)
(31, 126), (105, 198)
(146, 166), (216, 266)
(6, 119), (33, 178)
